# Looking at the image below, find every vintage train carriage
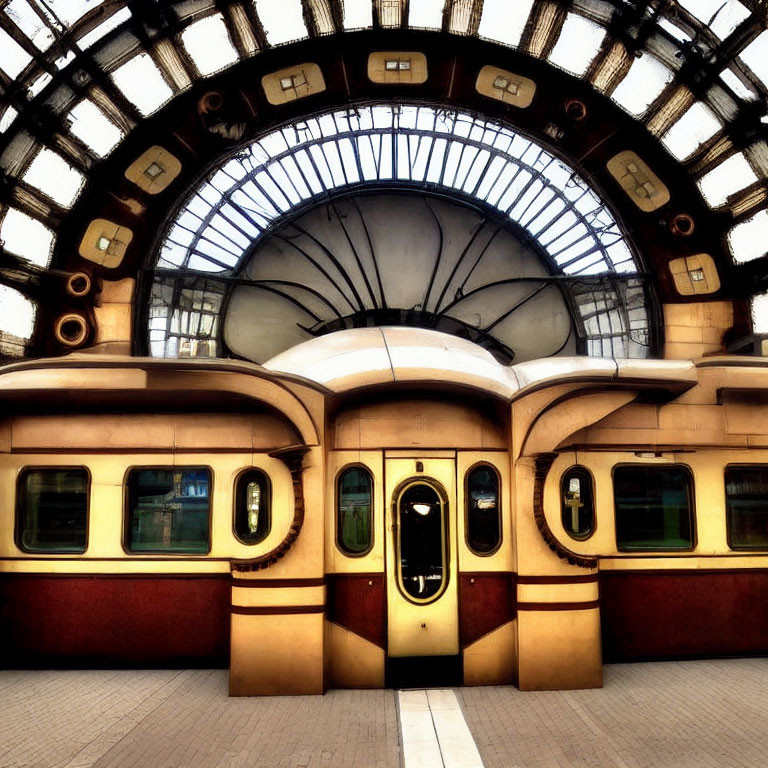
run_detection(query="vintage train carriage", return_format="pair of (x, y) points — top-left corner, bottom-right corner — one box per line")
(3, 330), (768, 694)
(2, 0), (768, 696)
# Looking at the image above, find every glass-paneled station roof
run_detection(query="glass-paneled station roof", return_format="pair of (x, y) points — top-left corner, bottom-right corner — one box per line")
(0, 0), (767, 364)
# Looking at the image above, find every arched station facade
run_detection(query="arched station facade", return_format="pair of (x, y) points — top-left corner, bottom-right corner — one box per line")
(1, 0), (768, 693)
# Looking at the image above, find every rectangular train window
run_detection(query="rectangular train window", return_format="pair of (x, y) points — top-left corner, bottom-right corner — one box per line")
(613, 465), (694, 551)
(17, 468), (89, 553)
(125, 467), (211, 554)
(725, 466), (768, 550)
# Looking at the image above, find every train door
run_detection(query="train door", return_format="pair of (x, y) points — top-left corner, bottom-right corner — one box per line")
(384, 452), (459, 683)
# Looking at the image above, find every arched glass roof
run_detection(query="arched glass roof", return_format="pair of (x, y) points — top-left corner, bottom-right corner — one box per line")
(0, 0), (767, 359)
(158, 104), (635, 276)
(150, 103), (652, 362)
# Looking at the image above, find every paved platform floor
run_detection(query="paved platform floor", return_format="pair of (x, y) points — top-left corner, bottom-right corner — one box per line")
(1, 659), (767, 768)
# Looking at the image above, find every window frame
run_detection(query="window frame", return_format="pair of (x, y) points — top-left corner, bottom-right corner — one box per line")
(724, 463), (768, 551)
(122, 465), (214, 555)
(560, 465), (596, 541)
(335, 463), (375, 557)
(233, 467), (272, 546)
(612, 463), (696, 552)
(15, 465), (91, 554)
(464, 461), (503, 556)
(393, 476), (450, 605)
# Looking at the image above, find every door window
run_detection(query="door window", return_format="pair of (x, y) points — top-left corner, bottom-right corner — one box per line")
(465, 464), (501, 554)
(396, 480), (448, 602)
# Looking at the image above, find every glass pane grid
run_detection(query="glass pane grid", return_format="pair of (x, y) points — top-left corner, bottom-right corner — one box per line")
(151, 104), (651, 360)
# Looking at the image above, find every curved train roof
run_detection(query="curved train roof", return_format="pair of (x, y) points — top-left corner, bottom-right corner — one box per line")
(264, 325), (698, 395)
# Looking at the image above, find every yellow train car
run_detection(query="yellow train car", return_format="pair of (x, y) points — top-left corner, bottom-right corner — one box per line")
(1, 0), (768, 695)
(3, 332), (768, 694)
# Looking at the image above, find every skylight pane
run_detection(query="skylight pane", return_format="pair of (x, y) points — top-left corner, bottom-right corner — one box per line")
(111, 53), (173, 116)
(477, 0), (534, 47)
(0, 106), (18, 133)
(379, 0), (402, 27)
(657, 17), (691, 42)
(28, 72), (52, 98)
(294, 149), (324, 193)
(697, 153), (758, 207)
(338, 139), (361, 184)
(22, 147), (85, 208)
(55, 50), (76, 69)
(5, 0), (55, 51)
(611, 54), (674, 115)
(357, 136), (380, 181)
(0, 284), (35, 341)
(740, 31), (768, 88)
(677, 0), (749, 39)
(43, 0), (103, 26)
(78, 7), (131, 49)
(728, 210), (768, 263)
(0, 27), (33, 78)
(343, 0), (373, 28)
(720, 67), (758, 101)
(0, 207), (55, 267)
(662, 102), (723, 161)
(278, 156), (311, 199)
(378, 133), (393, 180)
(67, 100), (123, 157)
(548, 14), (606, 76)
(181, 14), (239, 76)
(752, 291), (768, 333)
(188, 254), (225, 272)
(409, 0), (443, 29)
(266, 162), (303, 203)
(710, 0), (749, 38)
(255, 0), (308, 45)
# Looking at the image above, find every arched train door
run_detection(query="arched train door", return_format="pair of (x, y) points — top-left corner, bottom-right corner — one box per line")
(385, 453), (459, 685)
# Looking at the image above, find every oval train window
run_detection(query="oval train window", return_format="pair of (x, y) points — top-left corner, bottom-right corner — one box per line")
(234, 469), (271, 544)
(466, 464), (501, 555)
(337, 466), (373, 555)
(561, 466), (594, 540)
(397, 481), (448, 602)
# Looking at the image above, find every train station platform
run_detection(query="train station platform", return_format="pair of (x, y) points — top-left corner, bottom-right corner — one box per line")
(1, 658), (767, 768)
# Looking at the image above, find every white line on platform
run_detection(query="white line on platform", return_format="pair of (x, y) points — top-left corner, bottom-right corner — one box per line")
(397, 689), (485, 768)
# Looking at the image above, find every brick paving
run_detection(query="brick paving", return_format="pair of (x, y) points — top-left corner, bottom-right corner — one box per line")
(1, 659), (767, 768)
(460, 659), (768, 768)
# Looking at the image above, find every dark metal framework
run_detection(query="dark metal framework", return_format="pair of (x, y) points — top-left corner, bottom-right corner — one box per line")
(148, 103), (653, 360)
(0, 0), (765, 360)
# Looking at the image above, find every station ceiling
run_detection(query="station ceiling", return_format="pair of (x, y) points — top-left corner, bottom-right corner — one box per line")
(0, 0), (766, 361)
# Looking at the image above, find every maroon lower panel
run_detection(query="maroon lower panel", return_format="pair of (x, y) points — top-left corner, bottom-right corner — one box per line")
(459, 572), (516, 647)
(600, 569), (768, 661)
(0, 574), (230, 667)
(327, 573), (386, 648)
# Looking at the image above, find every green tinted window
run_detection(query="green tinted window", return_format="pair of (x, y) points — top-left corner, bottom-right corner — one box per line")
(337, 467), (373, 555)
(726, 466), (768, 550)
(126, 468), (210, 553)
(17, 468), (88, 553)
(614, 465), (693, 550)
